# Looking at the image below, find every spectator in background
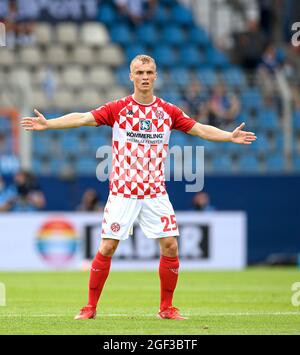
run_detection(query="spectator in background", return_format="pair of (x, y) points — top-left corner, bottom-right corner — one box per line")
(11, 171), (46, 211)
(2, 0), (35, 48)
(181, 80), (208, 123)
(77, 188), (103, 212)
(233, 20), (267, 71)
(114, 0), (156, 26)
(192, 192), (215, 212)
(0, 175), (15, 211)
(207, 83), (240, 129)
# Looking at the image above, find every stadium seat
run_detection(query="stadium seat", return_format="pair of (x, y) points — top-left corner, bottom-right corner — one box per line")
(188, 26), (210, 47)
(241, 89), (263, 110)
(52, 89), (75, 111)
(110, 23), (133, 45)
(265, 153), (285, 172)
(161, 26), (186, 46)
(97, 3), (117, 26)
(292, 154), (300, 172)
(75, 88), (104, 110)
(9, 67), (32, 86)
(195, 68), (217, 87)
(152, 4), (170, 25)
(31, 90), (49, 111)
(81, 22), (109, 47)
(61, 66), (85, 88)
(153, 46), (177, 68)
(60, 134), (80, 154)
(18, 46), (42, 66)
(97, 44), (125, 67)
(115, 66), (131, 87)
(221, 67), (246, 88)
(238, 154), (260, 172)
(34, 23), (53, 46)
(0, 48), (16, 67)
(211, 154), (233, 172)
(293, 110), (300, 132)
(168, 67), (191, 88)
(56, 23), (78, 46)
(87, 66), (115, 88)
(0, 117), (11, 132)
(178, 45), (204, 67)
(136, 23), (159, 45)
(45, 45), (69, 66)
(251, 132), (270, 154)
(171, 4), (194, 27)
(72, 46), (94, 65)
(105, 87), (129, 102)
(124, 43), (148, 63)
(206, 48), (229, 68)
(258, 109), (280, 131)
(75, 157), (98, 175)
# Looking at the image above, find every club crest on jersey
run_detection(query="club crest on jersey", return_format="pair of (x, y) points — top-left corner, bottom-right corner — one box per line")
(155, 110), (164, 120)
(140, 119), (151, 131)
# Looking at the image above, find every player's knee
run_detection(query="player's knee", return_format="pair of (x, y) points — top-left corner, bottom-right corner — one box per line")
(99, 240), (118, 257)
(161, 240), (178, 257)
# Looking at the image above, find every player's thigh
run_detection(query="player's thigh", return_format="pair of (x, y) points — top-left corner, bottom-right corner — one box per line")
(138, 194), (179, 239)
(101, 194), (141, 240)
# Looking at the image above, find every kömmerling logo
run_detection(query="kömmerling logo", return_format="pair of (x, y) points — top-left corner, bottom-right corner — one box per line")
(0, 23), (6, 47)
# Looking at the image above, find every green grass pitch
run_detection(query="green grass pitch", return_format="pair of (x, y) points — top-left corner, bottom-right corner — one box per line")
(0, 267), (299, 335)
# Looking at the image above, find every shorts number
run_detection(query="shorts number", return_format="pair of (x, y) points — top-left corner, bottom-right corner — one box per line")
(161, 215), (177, 232)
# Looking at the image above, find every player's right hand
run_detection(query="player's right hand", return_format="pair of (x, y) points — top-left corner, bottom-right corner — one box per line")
(20, 109), (48, 131)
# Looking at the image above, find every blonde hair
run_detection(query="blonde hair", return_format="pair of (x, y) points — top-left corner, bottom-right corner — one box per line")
(130, 54), (157, 73)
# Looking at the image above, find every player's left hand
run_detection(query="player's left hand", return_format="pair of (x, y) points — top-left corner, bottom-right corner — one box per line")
(231, 123), (257, 144)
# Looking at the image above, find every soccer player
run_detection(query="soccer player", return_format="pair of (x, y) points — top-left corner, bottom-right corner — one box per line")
(21, 55), (256, 320)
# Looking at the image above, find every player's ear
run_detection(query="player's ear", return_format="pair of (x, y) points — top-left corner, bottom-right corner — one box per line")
(129, 71), (133, 82)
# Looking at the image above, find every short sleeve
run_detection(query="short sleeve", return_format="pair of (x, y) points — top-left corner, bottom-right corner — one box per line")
(90, 102), (115, 127)
(171, 105), (197, 133)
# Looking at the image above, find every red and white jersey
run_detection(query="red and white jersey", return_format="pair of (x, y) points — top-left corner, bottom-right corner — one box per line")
(91, 95), (197, 199)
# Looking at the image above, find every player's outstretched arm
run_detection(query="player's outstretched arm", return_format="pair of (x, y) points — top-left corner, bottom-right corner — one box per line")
(20, 109), (97, 131)
(187, 122), (257, 144)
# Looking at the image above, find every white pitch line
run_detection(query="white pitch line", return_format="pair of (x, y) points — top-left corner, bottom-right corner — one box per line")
(0, 311), (299, 318)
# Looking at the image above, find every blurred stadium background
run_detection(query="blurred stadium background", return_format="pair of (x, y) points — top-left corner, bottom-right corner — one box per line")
(0, 0), (300, 270)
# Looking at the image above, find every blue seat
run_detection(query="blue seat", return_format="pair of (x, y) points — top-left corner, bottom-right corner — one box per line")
(251, 132), (270, 153)
(241, 89), (263, 110)
(169, 131), (190, 147)
(293, 110), (300, 132)
(171, 4), (194, 27)
(161, 26), (186, 46)
(265, 154), (285, 172)
(221, 67), (246, 88)
(178, 45), (204, 67)
(97, 4), (117, 25)
(258, 109), (280, 131)
(0, 116), (11, 132)
(206, 48), (229, 68)
(110, 23), (132, 45)
(292, 154), (300, 172)
(168, 67), (190, 88)
(60, 134), (80, 154)
(136, 23), (159, 45)
(238, 154), (260, 172)
(76, 157), (98, 175)
(152, 4), (170, 24)
(115, 66), (131, 87)
(160, 91), (181, 105)
(124, 43), (148, 63)
(188, 26), (210, 47)
(195, 68), (217, 87)
(32, 133), (53, 154)
(211, 154), (233, 172)
(153, 46), (177, 67)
